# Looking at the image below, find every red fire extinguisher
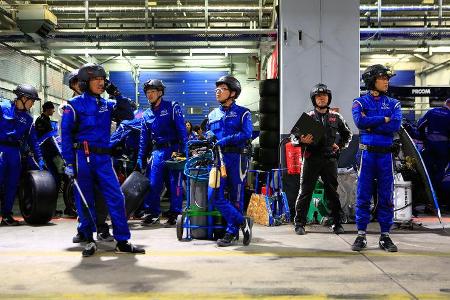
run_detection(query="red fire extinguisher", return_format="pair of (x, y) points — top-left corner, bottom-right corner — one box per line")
(285, 141), (302, 175)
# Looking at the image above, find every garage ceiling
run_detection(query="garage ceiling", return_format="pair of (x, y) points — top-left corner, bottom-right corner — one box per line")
(0, 0), (450, 69)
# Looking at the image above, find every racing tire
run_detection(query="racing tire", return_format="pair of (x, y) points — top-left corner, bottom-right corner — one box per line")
(18, 170), (58, 225)
(121, 171), (151, 218)
(259, 79), (279, 97)
(259, 96), (279, 114)
(259, 113), (280, 131)
(259, 130), (280, 148)
(62, 176), (77, 217)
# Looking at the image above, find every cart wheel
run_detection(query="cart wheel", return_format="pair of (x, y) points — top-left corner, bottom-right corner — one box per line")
(176, 214), (183, 241)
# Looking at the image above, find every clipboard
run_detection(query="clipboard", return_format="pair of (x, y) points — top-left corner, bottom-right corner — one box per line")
(290, 112), (325, 145)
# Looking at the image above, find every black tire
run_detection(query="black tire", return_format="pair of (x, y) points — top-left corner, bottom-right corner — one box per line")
(121, 171), (151, 218)
(259, 130), (280, 148)
(259, 147), (279, 166)
(259, 113), (280, 131)
(259, 96), (279, 114)
(62, 176), (77, 216)
(252, 145), (260, 161)
(259, 79), (279, 97)
(176, 214), (184, 241)
(18, 170), (58, 225)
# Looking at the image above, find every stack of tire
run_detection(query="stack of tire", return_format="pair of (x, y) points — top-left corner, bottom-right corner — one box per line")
(254, 79), (280, 171)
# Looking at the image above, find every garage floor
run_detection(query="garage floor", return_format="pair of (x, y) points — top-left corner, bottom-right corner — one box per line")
(1, 204), (450, 300)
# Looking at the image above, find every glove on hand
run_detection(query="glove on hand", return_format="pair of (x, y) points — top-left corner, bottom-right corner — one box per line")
(105, 79), (120, 96)
(205, 131), (217, 143)
(136, 158), (143, 171)
(65, 165), (75, 178)
(38, 159), (46, 171)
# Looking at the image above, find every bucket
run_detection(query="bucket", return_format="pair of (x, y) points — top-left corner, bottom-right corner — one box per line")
(394, 180), (412, 222)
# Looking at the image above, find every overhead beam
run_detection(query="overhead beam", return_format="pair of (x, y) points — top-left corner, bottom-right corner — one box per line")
(54, 28), (277, 35)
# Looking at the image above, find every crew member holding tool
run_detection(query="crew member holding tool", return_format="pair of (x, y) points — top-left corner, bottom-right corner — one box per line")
(61, 63), (144, 257)
(64, 68), (114, 243)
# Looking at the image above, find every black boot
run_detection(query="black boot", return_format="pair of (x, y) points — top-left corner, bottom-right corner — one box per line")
(115, 241), (146, 254)
(72, 232), (87, 243)
(97, 223), (114, 242)
(379, 234), (398, 252)
(164, 212), (178, 227)
(217, 233), (237, 247)
(82, 241), (97, 257)
(294, 225), (306, 235)
(1, 215), (20, 226)
(141, 214), (160, 226)
(332, 223), (345, 234)
(351, 235), (367, 251)
(240, 217), (253, 246)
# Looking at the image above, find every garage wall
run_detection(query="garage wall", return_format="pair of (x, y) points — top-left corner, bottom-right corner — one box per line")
(109, 70), (227, 126)
(279, 0), (360, 133)
(0, 44), (72, 119)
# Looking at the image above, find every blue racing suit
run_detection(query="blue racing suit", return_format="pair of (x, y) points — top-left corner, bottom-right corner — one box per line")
(352, 93), (402, 233)
(138, 100), (187, 216)
(61, 92), (133, 241)
(35, 115), (63, 189)
(207, 102), (252, 235)
(0, 100), (43, 217)
(417, 106), (450, 204)
(110, 116), (142, 177)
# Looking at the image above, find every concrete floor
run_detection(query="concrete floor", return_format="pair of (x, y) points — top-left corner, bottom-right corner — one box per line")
(1, 209), (450, 300)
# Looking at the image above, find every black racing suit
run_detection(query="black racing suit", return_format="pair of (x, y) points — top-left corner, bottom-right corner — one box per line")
(294, 109), (352, 227)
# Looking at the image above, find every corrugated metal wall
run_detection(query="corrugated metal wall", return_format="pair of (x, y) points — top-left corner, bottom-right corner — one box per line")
(109, 70), (227, 126)
(0, 45), (72, 118)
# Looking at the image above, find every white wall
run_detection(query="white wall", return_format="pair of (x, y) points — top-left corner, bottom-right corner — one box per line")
(280, 0), (360, 133)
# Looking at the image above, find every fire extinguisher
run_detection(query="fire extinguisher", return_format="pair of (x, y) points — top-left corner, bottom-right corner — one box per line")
(285, 141), (302, 175)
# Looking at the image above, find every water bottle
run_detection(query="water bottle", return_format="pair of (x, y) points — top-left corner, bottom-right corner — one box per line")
(208, 166), (221, 188)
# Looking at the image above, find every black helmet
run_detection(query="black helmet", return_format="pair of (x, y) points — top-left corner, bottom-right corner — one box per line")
(143, 79), (166, 95)
(362, 64), (395, 90)
(64, 69), (79, 87)
(42, 101), (55, 110)
(216, 75), (241, 99)
(310, 83), (332, 107)
(78, 63), (107, 92)
(13, 84), (41, 101)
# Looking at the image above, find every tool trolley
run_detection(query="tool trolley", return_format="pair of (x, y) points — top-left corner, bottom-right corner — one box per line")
(176, 140), (226, 241)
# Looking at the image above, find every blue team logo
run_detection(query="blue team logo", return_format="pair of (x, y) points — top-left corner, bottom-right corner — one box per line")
(160, 109), (169, 117)
(381, 101), (390, 110)
(18, 116), (27, 124)
(227, 111), (238, 118)
(99, 105), (108, 113)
